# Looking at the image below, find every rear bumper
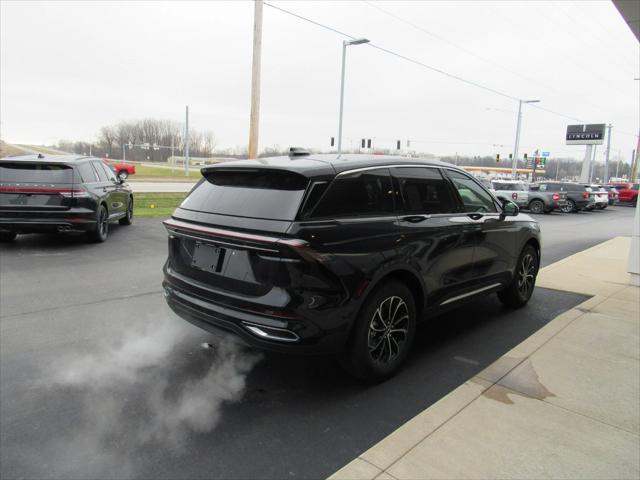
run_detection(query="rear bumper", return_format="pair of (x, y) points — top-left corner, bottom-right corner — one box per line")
(0, 211), (96, 233)
(162, 276), (349, 355)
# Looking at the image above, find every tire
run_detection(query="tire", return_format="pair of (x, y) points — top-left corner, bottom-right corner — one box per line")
(561, 200), (575, 214)
(497, 244), (539, 308)
(0, 231), (17, 242)
(119, 197), (133, 225)
(118, 170), (129, 180)
(528, 199), (544, 214)
(340, 281), (416, 382)
(87, 205), (109, 243)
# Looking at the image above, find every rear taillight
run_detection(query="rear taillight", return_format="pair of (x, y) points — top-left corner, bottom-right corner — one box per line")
(512, 192), (518, 200)
(552, 193), (560, 201)
(608, 191), (614, 197)
(59, 188), (90, 198)
(582, 191), (589, 199)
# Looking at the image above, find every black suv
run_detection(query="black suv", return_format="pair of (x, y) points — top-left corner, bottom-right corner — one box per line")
(0, 155), (133, 242)
(536, 181), (590, 213)
(163, 154), (541, 380)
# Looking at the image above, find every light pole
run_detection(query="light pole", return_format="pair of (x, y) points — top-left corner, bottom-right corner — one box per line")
(511, 99), (540, 178)
(337, 38), (369, 157)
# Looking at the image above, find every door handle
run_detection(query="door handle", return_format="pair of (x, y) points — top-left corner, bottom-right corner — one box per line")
(466, 213), (484, 221)
(102, 187), (108, 192)
(400, 214), (431, 223)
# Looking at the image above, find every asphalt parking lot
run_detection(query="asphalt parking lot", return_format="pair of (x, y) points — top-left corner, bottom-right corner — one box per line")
(0, 206), (635, 479)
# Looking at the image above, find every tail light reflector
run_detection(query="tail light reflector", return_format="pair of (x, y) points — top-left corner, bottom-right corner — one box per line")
(552, 193), (560, 201)
(582, 191), (589, 199)
(512, 192), (518, 200)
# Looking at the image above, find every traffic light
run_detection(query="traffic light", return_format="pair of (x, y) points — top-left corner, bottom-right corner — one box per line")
(509, 153), (513, 160)
(524, 153), (528, 159)
(361, 138), (365, 148)
(330, 137), (334, 147)
(397, 140), (401, 150)
(367, 139), (372, 149)
(496, 154), (500, 162)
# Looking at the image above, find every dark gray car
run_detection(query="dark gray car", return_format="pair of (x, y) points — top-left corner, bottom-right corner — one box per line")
(527, 184), (568, 214)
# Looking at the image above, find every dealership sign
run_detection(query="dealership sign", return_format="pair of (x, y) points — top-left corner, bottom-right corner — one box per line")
(566, 124), (606, 145)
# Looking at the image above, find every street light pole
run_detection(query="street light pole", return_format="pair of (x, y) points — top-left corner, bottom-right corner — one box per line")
(337, 38), (369, 157)
(511, 99), (540, 178)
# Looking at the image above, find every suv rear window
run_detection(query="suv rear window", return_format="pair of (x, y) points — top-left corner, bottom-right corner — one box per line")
(0, 162), (74, 183)
(180, 168), (308, 221)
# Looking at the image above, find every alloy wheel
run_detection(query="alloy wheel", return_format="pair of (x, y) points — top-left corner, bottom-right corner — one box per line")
(368, 296), (409, 365)
(99, 208), (108, 237)
(517, 253), (535, 298)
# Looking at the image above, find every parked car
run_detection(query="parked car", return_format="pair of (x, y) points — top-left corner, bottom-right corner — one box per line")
(527, 183), (568, 213)
(600, 185), (620, 205)
(613, 182), (639, 205)
(490, 179), (529, 208)
(162, 153), (541, 381)
(0, 154), (133, 242)
(105, 159), (136, 179)
(534, 181), (590, 213)
(586, 185), (609, 209)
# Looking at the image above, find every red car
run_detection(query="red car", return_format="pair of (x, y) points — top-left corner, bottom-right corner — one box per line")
(613, 182), (639, 205)
(104, 159), (135, 180)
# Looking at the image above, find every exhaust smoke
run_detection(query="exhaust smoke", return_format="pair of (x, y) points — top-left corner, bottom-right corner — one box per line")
(41, 315), (262, 478)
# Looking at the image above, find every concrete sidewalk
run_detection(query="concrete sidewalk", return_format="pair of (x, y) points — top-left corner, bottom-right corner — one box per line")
(330, 237), (639, 480)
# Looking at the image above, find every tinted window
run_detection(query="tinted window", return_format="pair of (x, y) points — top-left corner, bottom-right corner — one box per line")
(300, 181), (329, 219)
(180, 169), (308, 221)
(100, 162), (117, 182)
(311, 169), (393, 218)
(447, 170), (497, 213)
(0, 162), (74, 183)
(77, 162), (98, 183)
(392, 167), (457, 214)
(92, 161), (108, 182)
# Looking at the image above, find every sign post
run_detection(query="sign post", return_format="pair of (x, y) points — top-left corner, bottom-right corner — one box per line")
(566, 124), (606, 183)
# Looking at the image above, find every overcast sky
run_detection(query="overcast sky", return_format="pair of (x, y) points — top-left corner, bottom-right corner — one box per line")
(1, 0), (638, 160)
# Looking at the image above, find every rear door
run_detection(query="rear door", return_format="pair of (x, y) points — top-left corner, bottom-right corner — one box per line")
(0, 161), (76, 214)
(293, 168), (400, 294)
(390, 166), (477, 306)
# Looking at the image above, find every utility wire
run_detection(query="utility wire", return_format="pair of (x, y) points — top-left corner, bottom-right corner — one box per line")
(265, 1), (518, 101)
(263, 2), (639, 139)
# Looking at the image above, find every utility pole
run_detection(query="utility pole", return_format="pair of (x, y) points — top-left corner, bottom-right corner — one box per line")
(122, 144), (126, 162)
(185, 105), (190, 176)
(591, 148), (595, 182)
(171, 136), (175, 174)
(248, 0), (263, 160)
(604, 124), (612, 184)
(89, 143), (92, 156)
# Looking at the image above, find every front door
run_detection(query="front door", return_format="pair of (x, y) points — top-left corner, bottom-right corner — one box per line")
(444, 169), (518, 288)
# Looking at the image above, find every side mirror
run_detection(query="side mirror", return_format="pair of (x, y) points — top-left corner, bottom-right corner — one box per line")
(501, 199), (519, 217)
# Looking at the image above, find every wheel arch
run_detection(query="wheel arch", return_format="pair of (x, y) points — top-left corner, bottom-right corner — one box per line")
(362, 266), (426, 320)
